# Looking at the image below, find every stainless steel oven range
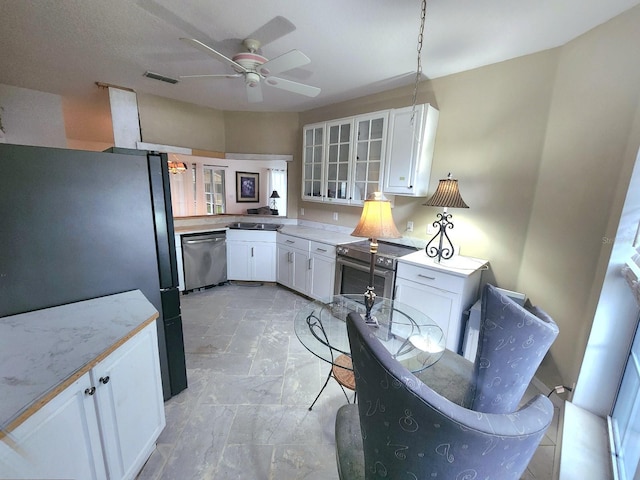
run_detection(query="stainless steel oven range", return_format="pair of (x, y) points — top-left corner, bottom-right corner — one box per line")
(334, 240), (418, 299)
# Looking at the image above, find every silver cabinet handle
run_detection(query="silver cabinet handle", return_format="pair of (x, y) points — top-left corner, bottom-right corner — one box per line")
(308, 258), (312, 270)
(418, 274), (436, 280)
(288, 251), (293, 263)
(251, 247), (254, 257)
(315, 248), (328, 253)
(84, 386), (96, 396)
(99, 376), (110, 384)
(286, 239), (295, 244)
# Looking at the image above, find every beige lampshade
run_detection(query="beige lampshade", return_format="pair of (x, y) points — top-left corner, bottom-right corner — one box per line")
(423, 173), (469, 208)
(351, 192), (401, 239)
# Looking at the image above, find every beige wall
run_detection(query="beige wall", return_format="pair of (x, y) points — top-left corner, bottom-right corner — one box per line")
(137, 93), (226, 151)
(519, 6), (640, 383)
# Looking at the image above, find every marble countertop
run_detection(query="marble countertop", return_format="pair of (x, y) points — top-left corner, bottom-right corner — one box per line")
(398, 250), (489, 277)
(278, 225), (360, 246)
(0, 290), (158, 435)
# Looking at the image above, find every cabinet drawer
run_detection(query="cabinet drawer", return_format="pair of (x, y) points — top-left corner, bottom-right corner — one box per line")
(310, 241), (335, 259)
(277, 233), (310, 251)
(396, 262), (465, 294)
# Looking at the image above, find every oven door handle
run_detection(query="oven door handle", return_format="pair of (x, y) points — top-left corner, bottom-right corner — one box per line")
(336, 257), (395, 279)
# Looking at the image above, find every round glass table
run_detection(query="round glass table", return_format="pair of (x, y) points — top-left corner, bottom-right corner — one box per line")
(295, 294), (446, 409)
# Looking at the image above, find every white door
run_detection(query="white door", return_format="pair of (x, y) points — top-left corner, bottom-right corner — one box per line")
(310, 255), (335, 301)
(227, 241), (251, 280)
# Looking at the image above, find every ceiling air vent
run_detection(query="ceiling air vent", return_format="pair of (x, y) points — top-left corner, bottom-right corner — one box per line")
(143, 71), (179, 84)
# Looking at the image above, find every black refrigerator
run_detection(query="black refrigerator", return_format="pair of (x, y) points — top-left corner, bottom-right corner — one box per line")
(0, 143), (187, 400)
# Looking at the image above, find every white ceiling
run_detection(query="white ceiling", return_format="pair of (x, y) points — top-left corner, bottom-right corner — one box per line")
(1, 0), (639, 113)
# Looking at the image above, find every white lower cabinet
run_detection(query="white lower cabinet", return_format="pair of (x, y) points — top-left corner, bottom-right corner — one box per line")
(276, 234), (335, 301)
(0, 322), (165, 480)
(395, 252), (488, 353)
(309, 242), (336, 301)
(227, 230), (277, 282)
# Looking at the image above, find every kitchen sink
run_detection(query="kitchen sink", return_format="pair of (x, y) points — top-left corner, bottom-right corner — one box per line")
(227, 222), (281, 231)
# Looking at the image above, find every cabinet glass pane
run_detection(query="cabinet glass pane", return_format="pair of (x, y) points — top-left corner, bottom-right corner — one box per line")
(313, 163), (322, 178)
(328, 163), (337, 180)
(369, 161), (380, 180)
(357, 142), (368, 162)
(355, 162), (367, 181)
(371, 118), (384, 138)
(370, 140), (382, 160)
(353, 182), (365, 201)
(312, 181), (321, 197)
(337, 182), (348, 199)
(305, 164), (312, 178)
(327, 181), (337, 198)
(339, 144), (350, 163)
(338, 163), (349, 181)
(304, 181), (312, 196)
(305, 146), (313, 163)
(358, 121), (370, 140)
(314, 146), (322, 162)
(328, 145), (338, 162)
(329, 125), (339, 143)
(314, 128), (323, 144)
(340, 124), (351, 143)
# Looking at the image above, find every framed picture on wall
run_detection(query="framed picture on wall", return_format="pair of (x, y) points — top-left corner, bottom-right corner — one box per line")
(236, 171), (259, 202)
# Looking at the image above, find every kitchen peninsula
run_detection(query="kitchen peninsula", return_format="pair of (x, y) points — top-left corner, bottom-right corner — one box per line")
(0, 290), (165, 480)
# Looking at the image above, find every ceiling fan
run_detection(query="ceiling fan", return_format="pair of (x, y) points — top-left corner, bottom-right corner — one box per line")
(179, 37), (321, 103)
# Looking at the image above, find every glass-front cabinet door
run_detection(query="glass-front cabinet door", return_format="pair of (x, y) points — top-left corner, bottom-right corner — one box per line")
(324, 119), (353, 204)
(352, 113), (388, 205)
(302, 123), (324, 201)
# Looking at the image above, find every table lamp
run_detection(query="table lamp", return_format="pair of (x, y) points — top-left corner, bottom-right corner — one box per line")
(351, 192), (401, 325)
(423, 173), (469, 263)
(269, 190), (280, 214)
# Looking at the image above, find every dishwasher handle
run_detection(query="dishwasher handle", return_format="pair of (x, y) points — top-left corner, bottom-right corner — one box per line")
(183, 237), (225, 245)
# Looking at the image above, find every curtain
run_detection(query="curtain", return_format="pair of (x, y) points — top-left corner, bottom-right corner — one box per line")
(268, 168), (287, 216)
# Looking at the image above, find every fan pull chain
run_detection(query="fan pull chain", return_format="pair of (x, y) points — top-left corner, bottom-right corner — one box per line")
(410, 0), (427, 126)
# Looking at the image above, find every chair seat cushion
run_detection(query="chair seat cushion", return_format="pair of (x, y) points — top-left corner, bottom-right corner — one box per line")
(335, 404), (365, 480)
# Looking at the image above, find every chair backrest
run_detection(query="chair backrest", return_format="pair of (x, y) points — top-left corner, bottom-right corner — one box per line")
(346, 311), (553, 480)
(467, 284), (559, 413)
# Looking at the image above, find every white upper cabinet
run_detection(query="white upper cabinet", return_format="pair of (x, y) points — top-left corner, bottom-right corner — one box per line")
(383, 103), (439, 197)
(301, 112), (388, 206)
(302, 123), (325, 201)
(324, 119), (354, 205)
(352, 113), (388, 206)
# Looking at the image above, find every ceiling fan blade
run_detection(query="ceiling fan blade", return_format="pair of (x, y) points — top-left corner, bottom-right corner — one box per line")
(247, 16), (296, 47)
(180, 38), (247, 73)
(246, 82), (263, 103)
(264, 77), (320, 98)
(179, 73), (242, 79)
(258, 50), (310, 77)
(138, 0), (212, 44)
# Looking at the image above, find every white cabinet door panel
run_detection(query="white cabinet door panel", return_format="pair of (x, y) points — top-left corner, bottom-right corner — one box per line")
(92, 324), (165, 480)
(0, 373), (107, 480)
(395, 279), (459, 351)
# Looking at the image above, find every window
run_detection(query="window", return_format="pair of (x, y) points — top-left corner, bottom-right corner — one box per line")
(269, 168), (287, 216)
(203, 166), (226, 214)
(611, 232), (640, 479)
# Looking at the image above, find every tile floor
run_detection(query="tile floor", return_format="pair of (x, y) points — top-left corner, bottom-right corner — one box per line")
(138, 283), (563, 480)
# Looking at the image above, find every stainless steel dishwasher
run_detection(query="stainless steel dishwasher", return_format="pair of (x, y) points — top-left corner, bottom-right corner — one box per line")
(182, 231), (227, 291)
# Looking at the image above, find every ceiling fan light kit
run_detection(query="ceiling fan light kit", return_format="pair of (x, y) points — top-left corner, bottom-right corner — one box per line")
(179, 36), (320, 103)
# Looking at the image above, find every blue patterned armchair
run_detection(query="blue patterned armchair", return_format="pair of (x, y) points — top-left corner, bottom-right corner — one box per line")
(335, 311), (554, 480)
(465, 284), (559, 414)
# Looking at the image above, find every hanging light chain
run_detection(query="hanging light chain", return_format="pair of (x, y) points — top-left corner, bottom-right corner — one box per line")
(411, 0), (427, 125)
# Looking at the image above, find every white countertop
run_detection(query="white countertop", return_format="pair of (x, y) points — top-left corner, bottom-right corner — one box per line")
(278, 225), (361, 246)
(398, 250), (489, 277)
(0, 290), (158, 434)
